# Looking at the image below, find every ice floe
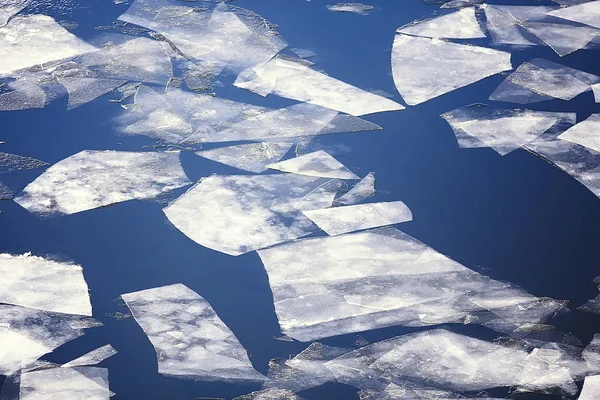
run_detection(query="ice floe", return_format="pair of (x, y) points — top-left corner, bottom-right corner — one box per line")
(0, 84), (46, 111)
(234, 388), (300, 400)
(0, 0), (29, 27)
(593, 83), (600, 102)
(391, 34), (512, 105)
(335, 172), (375, 205)
(20, 367), (110, 400)
(483, 5), (538, 47)
(0, 152), (48, 173)
(196, 142), (293, 173)
(557, 114), (600, 154)
(326, 3), (374, 15)
(520, 22), (599, 57)
(580, 375), (600, 400)
(62, 345), (117, 368)
(397, 8), (486, 39)
(15, 150), (190, 215)
(547, 1), (600, 30)
(583, 334), (600, 372)
(121, 283), (265, 381)
(267, 150), (359, 180)
(441, 0), (483, 8)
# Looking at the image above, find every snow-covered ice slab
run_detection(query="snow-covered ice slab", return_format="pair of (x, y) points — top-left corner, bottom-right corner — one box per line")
(580, 375), (600, 400)
(557, 114), (600, 154)
(267, 150), (359, 180)
(335, 172), (375, 205)
(326, 3), (374, 15)
(122, 283), (265, 382)
(0, 253), (92, 316)
(163, 174), (342, 256)
(196, 142), (293, 173)
(391, 34), (512, 106)
(0, 15), (95, 76)
(257, 227), (565, 342)
(547, 1), (600, 29)
(15, 150), (190, 215)
(397, 8), (486, 39)
(20, 367), (110, 400)
(62, 345), (117, 368)
(520, 22), (599, 57)
(441, 104), (575, 155)
(235, 56), (404, 116)
(303, 201), (412, 236)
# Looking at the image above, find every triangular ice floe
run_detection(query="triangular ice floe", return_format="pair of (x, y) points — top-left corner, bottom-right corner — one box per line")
(547, 1), (600, 29)
(557, 114), (600, 153)
(267, 150), (359, 180)
(62, 345), (117, 368)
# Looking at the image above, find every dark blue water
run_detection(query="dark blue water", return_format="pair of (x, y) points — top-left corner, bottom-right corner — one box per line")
(1, 0), (600, 399)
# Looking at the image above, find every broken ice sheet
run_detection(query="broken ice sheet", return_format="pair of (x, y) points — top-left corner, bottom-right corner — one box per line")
(55, 74), (126, 110)
(583, 334), (600, 372)
(441, 104), (576, 155)
(163, 174), (342, 256)
(257, 227), (565, 342)
(20, 367), (110, 400)
(547, 0), (600, 29)
(235, 56), (404, 116)
(196, 142), (293, 173)
(335, 172), (375, 205)
(397, 8), (486, 39)
(15, 150), (190, 215)
(62, 345), (117, 368)
(483, 5), (538, 47)
(441, 0), (483, 8)
(267, 150), (359, 180)
(326, 3), (374, 15)
(391, 34), (512, 106)
(557, 114), (600, 153)
(303, 201), (412, 236)
(122, 283), (264, 382)
(520, 21), (599, 57)
(0, 152), (48, 173)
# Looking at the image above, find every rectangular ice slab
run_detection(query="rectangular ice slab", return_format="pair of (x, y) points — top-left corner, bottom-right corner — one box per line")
(257, 227), (565, 341)
(0, 253), (92, 316)
(303, 201), (412, 236)
(20, 367), (110, 400)
(267, 150), (359, 180)
(397, 8), (486, 39)
(62, 345), (117, 368)
(196, 142), (293, 173)
(235, 56), (404, 116)
(122, 284), (265, 381)
(392, 34), (512, 105)
(15, 150), (191, 215)
(557, 114), (600, 154)
(546, 1), (600, 29)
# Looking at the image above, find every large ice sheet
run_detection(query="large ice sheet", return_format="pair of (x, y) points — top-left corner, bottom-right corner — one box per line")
(547, 1), (600, 29)
(257, 227), (565, 341)
(235, 56), (404, 116)
(391, 34), (512, 105)
(163, 174), (342, 256)
(326, 3), (374, 15)
(267, 150), (359, 180)
(122, 284), (264, 381)
(62, 345), (117, 368)
(520, 22), (599, 57)
(20, 367), (110, 400)
(196, 142), (293, 173)
(15, 150), (191, 215)
(0, 253), (92, 316)
(335, 172), (375, 205)
(303, 201), (412, 236)
(397, 8), (486, 39)
(579, 375), (600, 400)
(557, 114), (600, 154)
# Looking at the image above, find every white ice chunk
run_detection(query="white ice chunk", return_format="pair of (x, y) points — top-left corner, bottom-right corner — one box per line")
(122, 284), (265, 382)
(0, 253), (92, 316)
(483, 5), (537, 46)
(0, 0), (29, 27)
(521, 22), (599, 57)
(558, 114), (600, 153)
(163, 174), (342, 256)
(56, 76), (126, 110)
(62, 345), (117, 368)
(235, 56), (404, 116)
(397, 8), (486, 39)
(196, 142), (293, 173)
(583, 334), (600, 372)
(326, 3), (374, 15)
(493, 5), (557, 22)
(547, 1), (600, 29)
(15, 150), (191, 215)
(303, 201), (412, 236)
(0, 84), (46, 111)
(0, 15), (95, 76)
(391, 34), (512, 106)
(335, 172), (375, 205)
(579, 375), (600, 400)
(20, 367), (110, 400)
(267, 150), (359, 180)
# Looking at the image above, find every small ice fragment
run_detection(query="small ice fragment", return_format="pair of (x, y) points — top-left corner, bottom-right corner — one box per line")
(196, 142), (293, 173)
(483, 5), (538, 46)
(0, 0), (29, 27)
(20, 367), (110, 400)
(583, 334), (600, 372)
(62, 345), (117, 368)
(520, 22), (599, 57)
(290, 48), (316, 59)
(235, 56), (404, 116)
(579, 375), (600, 400)
(557, 114), (600, 153)
(267, 150), (359, 180)
(397, 8), (486, 39)
(547, 1), (600, 29)
(15, 150), (191, 215)
(303, 201), (412, 236)
(326, 3), (374, 15)
(122, 284), (265, 382)
(391, 34), (512, 105)
(234, 388), (299, 400)
(335, 172), (375, 205)
(0, 152), (48, 173)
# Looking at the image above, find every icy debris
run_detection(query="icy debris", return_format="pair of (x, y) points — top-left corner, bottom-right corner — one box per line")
(547, 1), (600, 29)
(290, 48), (316, 59)
(0, 15), (95, 77)
(397, 8), (486, 39)
(62, 345), (117, 368)
(122, 284), (265, 382)
(303, 201), (412, 236)
(583, 334), (600, 372)
(0, 0), (29, 27)
(15, 150), (190, 215)
(267, 150), (359, 180)
(163, 174), (342, 256)
(0, 152), (48, 173)
(20, 367), (110, 400)
(0, 253), (92, 316)
(196, 142), (293, 173)
(326, 3), (374, 15)
(0, 84), (46, 111)
(557, 114), (600, 154)
(483, 5), (538, 46)
(257, 227), (565, 342)
(235, 56), (404, 116)
(579, 375), (600, 400)
(441, 104), (575, 155)
(391, 35), (512, 106)
(335, 172), (375, 205)
(520, 22), (599, 57)
(234, 388), (299, 400)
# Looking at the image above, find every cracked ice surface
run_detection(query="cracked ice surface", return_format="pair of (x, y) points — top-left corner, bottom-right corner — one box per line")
(20, 367), (110, 400)
(397, 8), (486, 39)
(547, 0), (600, 29)
(391, 35), (512, 106)
(235, 56), (404, 116)
(196, 142), (293, 173)
(303, 201), (412, 236)
(15, 150), (190, 215)
(557, 114), (600, 154)
(257, 227), (565, 342)
(267, 150), (359, 180)
(0, 253), (92, 316)
(579, 375), (600, 400)
(335, 172), (375, 205)
(62, 345), (117, 368)
(121, 283), (265, 382)
(163, 174), (342, 256)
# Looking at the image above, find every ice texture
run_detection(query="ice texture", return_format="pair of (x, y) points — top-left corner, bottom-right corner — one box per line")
(557, 114), (600, 153)
(0, 152), (48, 173)
(15, 150), (191, 215)
(579, 375), (600, 400)
(267, 150), (359, 180)
(20, 367), (110, 400)
(326, 3), (374, 15)
(196, 142), (293, 173)
(335, 172), (375, 205)
(62, 345), (117, 368)
(121, 283), (265, 382)
(397, 8), (486, 39)
(547, 1), (600, 29)
(0, 84), (46, 111)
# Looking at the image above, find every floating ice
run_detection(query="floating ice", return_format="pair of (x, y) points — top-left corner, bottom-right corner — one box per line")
(391, 34), (512, 106)
(56, 75), (126, 110)
(0, 253), (91, 316)
(593, 83), (600, 102)
(122, 283), (265, 381)
(235, 56), (404, 116)
(0, 181), (13, 199)
(234, 388), (300, 400)
(163, 174), (342, 256)
(0, 0), (29, 27)
(520, 22), (599, 57)
(557, 114), (600, 154)
(257, 227), (565, 342)
(441, 104), (575, 155)
(397, 8), (486, 39)
(0, 84), (46, 111)
(15, 150), (190, 215)
(327, 3), (374, 15)
(441, 0), (483, 8)
(290, 48), (316, 59)
(196, 142), (293, 173)
(0, 152), (48, 173)
(267, 150), (359, 180)
(62, 345), (117, 368)
(583, 334), (600, 372)
(20, 367), (110, 400)
(483, 5), (537, 46)
(547, 1), (600, 29)
(335, 172), (375, 205)
(303, 201), (412, 236)
(493, 5), (557, 22)
(580, 375), (600, 400)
